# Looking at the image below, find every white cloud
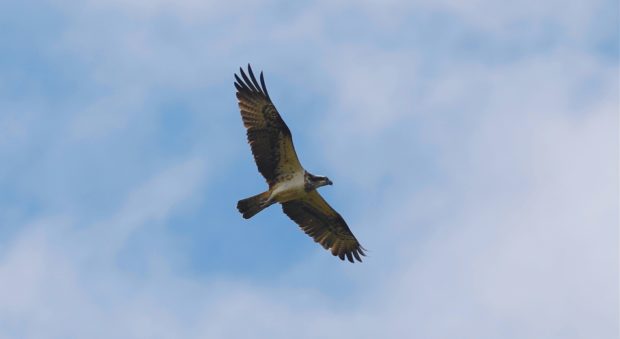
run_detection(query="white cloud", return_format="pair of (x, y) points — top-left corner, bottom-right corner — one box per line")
(83, 156), (207, 258)
(0, 0), (617, 338)
(68, 89), (147, 141)
(3, 56), (614, 339)
(0, 157), (207, 338)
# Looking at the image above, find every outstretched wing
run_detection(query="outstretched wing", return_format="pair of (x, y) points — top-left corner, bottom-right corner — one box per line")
(282, 191), (366, 263)
(235, 65), (303, 186)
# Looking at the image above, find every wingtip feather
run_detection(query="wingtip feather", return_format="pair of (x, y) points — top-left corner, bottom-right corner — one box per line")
(234, 64), (272, 103)
(259, 71), (271, 100)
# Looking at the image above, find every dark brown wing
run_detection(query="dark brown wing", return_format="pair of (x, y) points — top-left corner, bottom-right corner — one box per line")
(235, 65), (302, 186)
(282, 191), (366, 263)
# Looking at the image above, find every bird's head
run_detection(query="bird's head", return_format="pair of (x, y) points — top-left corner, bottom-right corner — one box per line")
(306, 173), (333, 189)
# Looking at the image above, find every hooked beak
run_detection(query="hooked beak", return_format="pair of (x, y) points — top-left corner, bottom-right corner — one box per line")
(326, 178), (333, 185)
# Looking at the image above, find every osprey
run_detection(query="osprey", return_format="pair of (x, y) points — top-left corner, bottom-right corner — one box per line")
(234, 65), (366, 263)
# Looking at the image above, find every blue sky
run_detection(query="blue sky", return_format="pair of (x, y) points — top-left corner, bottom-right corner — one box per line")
(0, 0), (618, 338)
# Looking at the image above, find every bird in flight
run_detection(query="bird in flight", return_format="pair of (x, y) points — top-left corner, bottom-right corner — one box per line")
(234, 64), (366, 263)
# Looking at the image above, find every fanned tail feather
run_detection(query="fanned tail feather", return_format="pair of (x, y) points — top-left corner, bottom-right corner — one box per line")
(237, 192), (271, 219)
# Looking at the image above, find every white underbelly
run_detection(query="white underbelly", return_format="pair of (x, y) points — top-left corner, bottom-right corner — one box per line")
(270, 173), (305, 203)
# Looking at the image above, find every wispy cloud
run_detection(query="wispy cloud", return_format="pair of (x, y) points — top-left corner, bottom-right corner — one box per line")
(0, 0), (617, 338)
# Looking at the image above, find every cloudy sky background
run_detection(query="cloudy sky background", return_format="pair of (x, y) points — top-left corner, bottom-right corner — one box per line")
(0, 0), (618, 338)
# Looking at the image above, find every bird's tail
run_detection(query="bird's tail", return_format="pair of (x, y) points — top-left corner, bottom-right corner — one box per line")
(237, 191), (272, 219)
